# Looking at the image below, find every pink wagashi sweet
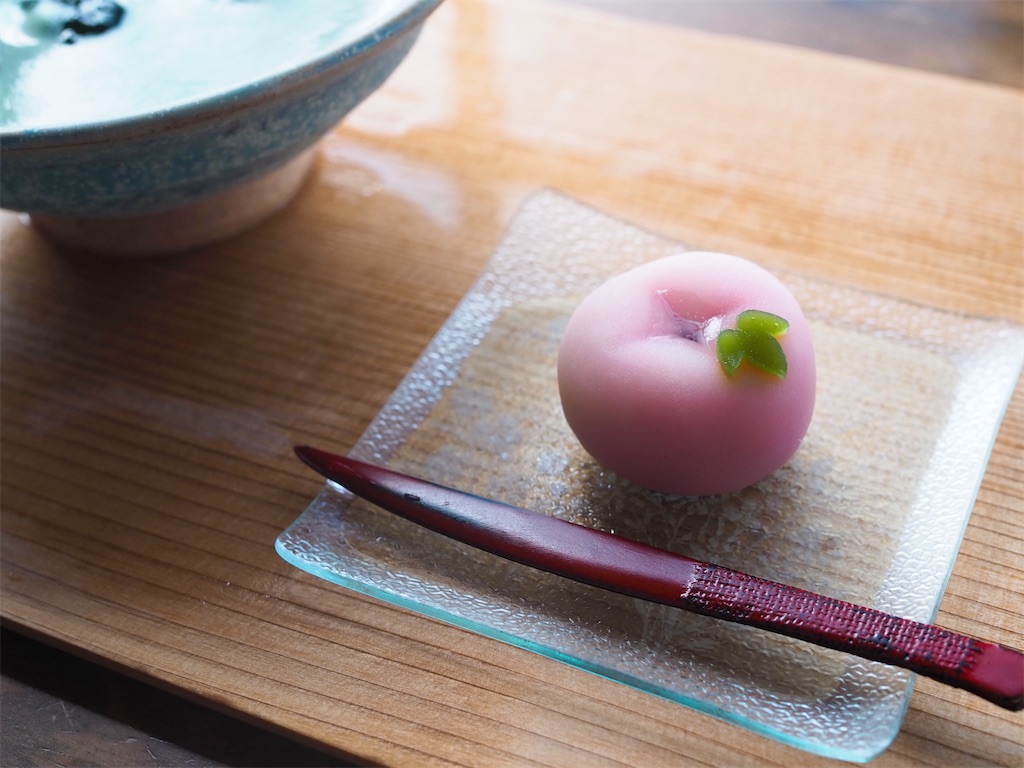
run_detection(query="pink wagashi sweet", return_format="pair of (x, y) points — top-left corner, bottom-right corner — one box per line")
(557, 252), (816, 496)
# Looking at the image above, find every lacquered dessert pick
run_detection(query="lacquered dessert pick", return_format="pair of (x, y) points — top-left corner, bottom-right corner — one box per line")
(294, 445), (1024, 711)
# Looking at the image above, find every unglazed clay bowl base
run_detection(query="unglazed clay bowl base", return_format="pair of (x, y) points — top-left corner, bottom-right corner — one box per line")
(30, 148), (316, 257)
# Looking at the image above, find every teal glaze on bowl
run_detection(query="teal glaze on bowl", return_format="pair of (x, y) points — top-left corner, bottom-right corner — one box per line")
(0, 0), (442, 218)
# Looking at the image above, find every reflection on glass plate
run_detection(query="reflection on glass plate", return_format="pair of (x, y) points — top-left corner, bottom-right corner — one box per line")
(277, 191), (1023, 762)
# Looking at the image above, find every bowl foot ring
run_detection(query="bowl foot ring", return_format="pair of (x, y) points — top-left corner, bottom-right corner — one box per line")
(30, 147), (317, 257)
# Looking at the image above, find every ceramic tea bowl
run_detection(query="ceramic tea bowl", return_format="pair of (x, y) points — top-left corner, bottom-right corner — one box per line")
(0, 0), (442, 254)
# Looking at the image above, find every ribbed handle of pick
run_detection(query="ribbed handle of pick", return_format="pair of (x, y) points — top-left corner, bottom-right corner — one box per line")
(683, 563), (1023, 710)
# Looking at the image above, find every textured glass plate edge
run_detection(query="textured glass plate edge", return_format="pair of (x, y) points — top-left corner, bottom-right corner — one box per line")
(277, 190), (1024, 763)
(274, 494), (804, 747)
(274, 498), (768, 734)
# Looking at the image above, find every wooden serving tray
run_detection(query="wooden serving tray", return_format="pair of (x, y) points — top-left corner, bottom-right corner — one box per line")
(2, 1), (1021, 765)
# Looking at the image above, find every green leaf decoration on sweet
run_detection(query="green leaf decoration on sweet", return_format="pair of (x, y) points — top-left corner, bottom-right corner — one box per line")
(716, 309), (789, 379)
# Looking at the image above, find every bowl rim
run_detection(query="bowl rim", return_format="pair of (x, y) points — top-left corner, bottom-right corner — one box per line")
(0, 0), (442, 151)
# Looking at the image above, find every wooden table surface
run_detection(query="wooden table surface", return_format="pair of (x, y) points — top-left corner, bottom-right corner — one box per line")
(2, 1), (1022, 766)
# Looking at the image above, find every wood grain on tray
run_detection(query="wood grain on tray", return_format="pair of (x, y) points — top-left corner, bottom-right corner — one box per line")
(2, 1), (1021, 766)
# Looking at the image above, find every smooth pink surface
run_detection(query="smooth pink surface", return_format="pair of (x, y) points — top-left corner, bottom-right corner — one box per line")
(557, 252), (816, 496)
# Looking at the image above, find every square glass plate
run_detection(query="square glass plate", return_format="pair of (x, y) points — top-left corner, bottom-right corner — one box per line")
(277, 191), (1023, 762)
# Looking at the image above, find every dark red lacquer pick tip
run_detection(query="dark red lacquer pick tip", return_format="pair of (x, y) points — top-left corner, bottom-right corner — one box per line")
(294, 444), (320, 465)
(295, 445), (346, 477)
